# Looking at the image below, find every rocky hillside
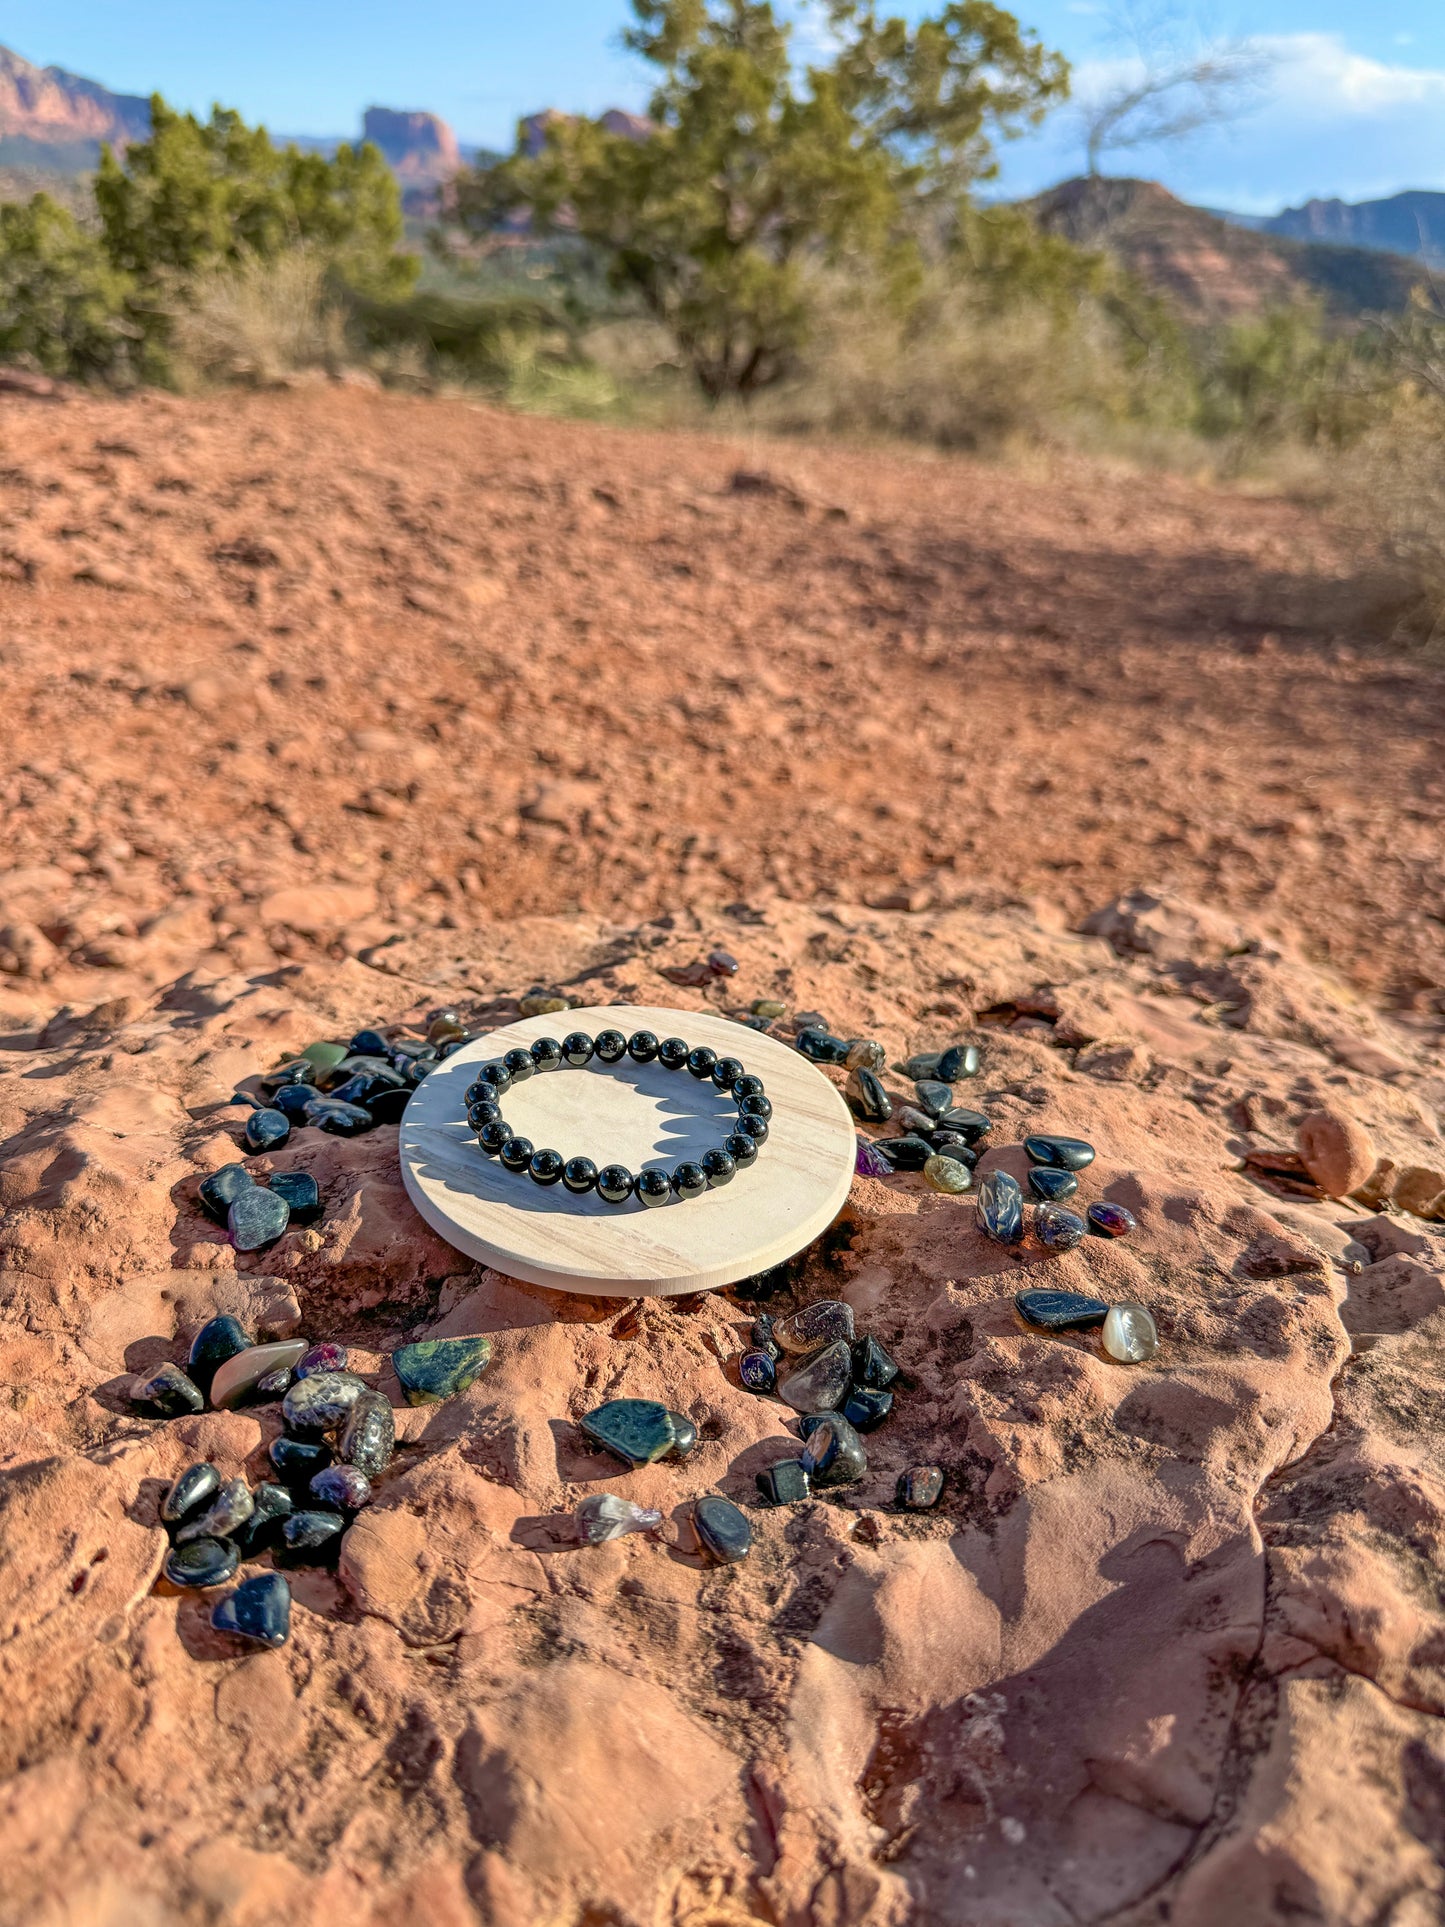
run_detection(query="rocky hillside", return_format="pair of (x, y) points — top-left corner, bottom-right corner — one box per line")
(1259, 189), (1445, 269)
(0, 42), (148, 168)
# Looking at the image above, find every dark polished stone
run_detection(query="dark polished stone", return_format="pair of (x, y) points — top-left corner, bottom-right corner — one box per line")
(935, 1107), (992, 1141)
(187, 1315), (253, 1397)
(635, 1168), (672, 1207)
(842, 1386), (894, 1431)
(281, 1370), (368, 1434)
(666, 1411), (699, 1459)
(229, 1186), (290, 1252)
(365, 1085), (411, 1123)
(262, 1057), (318, 1092)
(750, 1313), (780, 1358)
(231, 1481), (294, 1558)
(695, 1146), (733, 1189)
(711, 1056), (744, 1091)
(529, 1149), (564, 1186)
(937, 1043), (982, 1081)
(350, 1028), (390, 1057)
(477, 1117), (514, 1156)
(499, 1135), (535, 1172)
(296, 1343), (347, 1380)
(243, 1107), (291, 1153)
(874, 1135), (933, 1172)
(311, 1465), (372, 1510)
(530, 1036), (563, 1072)
(467, 1099), (502, 1132)
(800, 1411), (868, 1485)
(658, 1036), (690, 1070)
(199, 1164), (254, 1224)
(272, 1082), (322, 1119)
(671, 1160), (708, 1202)
(474, 1058), (512, 1094)
(853, 1335), (900, 1389)
(211, 1571), (291, 1647)
(778, 1338), (853, 1413)
(340, 1389), (395, 1473)
(1035, 1203), (1087, 1251)
(732, 1074), (766, 1101)
(307, 1099), (375, 1136)
(254, 1364), (294, 1398)
(175, 1476), (253, 1545)
(625, 1028), (660, 1062)
(846, 1069), (892, 1122)
(978, 1169), (1025, 1245)
(1024, 1134), (1096, 1171)
(913, 1079), (954, 1118)
(723, 1132), (759, 1169)
(1028, 1165), (1079, 1202)
(328, 1073), (379, 1108)
(693, 1494), (752, 1563)
(596, 1163), (636, 1205)
(164, 1536), (239, 1589)
(279, 1508), (346, 1563)
(686, 1045), (718, 1080)
(267, 1171), (321, 1223)
(393, 1336), (492, 1405)
(895, 1051), (943, 1080)
(757, 1459), (811, 1505)
(593, 1027), (628, 1063)
(161, 1461), (220, 1525)
(739, 1349), (778, 1393)
(1014, 1287), (1110, 1330)
(898, 1465), (945, 1509)
(502, 1047), (535, 1083)
(580, 1398), (679, 1466)
(733, 1111), (769, 1145)
(1088, 1201), (1138, 1238)
(796, 1028), (850, 1064)
(562, 1155), (599, 1194)
(269, 1436), (332, 1483)
(928, 1132), (979, 1166)
(775, 1299), (855, 1356)
(561, 1030), (595, 1066)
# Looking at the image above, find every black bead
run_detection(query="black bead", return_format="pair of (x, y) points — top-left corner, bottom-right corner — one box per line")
(732, 1074), (765, 1101)
(724, 1131), (758, 1168)
(467, 1099), (502, 1132)
(627, 1029), (661, 1063)
(528, 1148), (564, 1185)
(635, 1169), (672, 1207)
(671, 1160), (708, 1201)
(686, 1046), (718, 1080)
(711, 1056), (745, 1091)
(737, 1091), (772, 1121)
(563, 1156), (599, 1194)
(701, 1146), (737, 1187)
(596, 1163), (636, 1204)
(499, 1135), (535, 1171)
(478, 1117), (514, 1155)
(502, 1047), (535, 1083)
(658, 1036), (690, 1070)
(733, 1111), (769, 1145)
(561, 1031), (594, 1067)
(594, 1028), (628, 1063)
(474, 1058), (512, 1094)
(530, 1036), (563, 1072)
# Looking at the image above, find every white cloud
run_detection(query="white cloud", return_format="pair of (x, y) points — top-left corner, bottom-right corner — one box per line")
(1255, 32), (1445, 115)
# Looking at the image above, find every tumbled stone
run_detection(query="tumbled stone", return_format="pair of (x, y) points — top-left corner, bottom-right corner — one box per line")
(164, 1537), (239, 1589)
(1102, 1303), (1160, 1363)
(281, 1370), (368, 1434)
(231, 1482), (294, 1558)
(133, 1362), (204, 1418)
(774, 1299), (855, 1356)
(1296, 1107), (1376, 1199)
(212, 1571), (291, 1647)
(935, 1107), (992, 1141)
(340, 1390), (395, 1475)
(693, 1494), (752, 1564)
(895, 1051), (945, 1080)
(278, 1509), (346, 1563)
(1015, 1288), (1109, 1331)
(350, 1028), (391, 1057)
(187, 1315), (252, 1397)
(392, 1335), (492, 1405)
(261, 1058), (316, 1092)
(800, 1411), (867, 1486)
(897, 1466), (944, 1509)
(301, 1041), (349, 1073)
(574, 1493), (662, 1545)
(796, 1027), (850, 1064)
(936, 1043), (981, 1082)
(977, 1169), (1024, 1245)
(751, 998), (787, 1020)
(198, 1164), (253, 1225)
(924, 1153), (972, 1195)
(273, 1082), (322, 1119)
(267, 1171), (321, 1223)
(161, 1462), (220, 1526)
(842, 1387), (893, 1432)
(175, 1476), (254, 1545)
(295, 1343), (348, 1380)
(366, 1085), (412, 1124)
(846, 1067), (893, 1123)
(228, 1186), (290, 1253)
(845, 1039), (887, 1072)
(738, 1349), (777, 1394)
(580, 1399), (679, 1467)
(666, 1411), (699, 1459)
(913, 1080), (954, 1118)
(778, 1338), (852, 1414)
(306, 1099), (375, 1136)
(1024, 1134), (1096, 1171)
(928, 1133), (978, 1166)
(756, 1459), (811, 1505)
(520, 993), (571, 1017)
(209, 1339), (307, 1411)
(1088, 1201), (1138, 1239)
(853, 1335), (900, 1389)
(1034, 1203), (1087, 1252)
(874, 1135), (933, 1172)
(269, 1436), (332, 1483)
(894, 1104), (941, 1136)
(243, 1107), (291, 1154)
(854, 1136), (893, 1178)
(311, 1464), (372, 1510)
(1028, 1166), (1079, 1203)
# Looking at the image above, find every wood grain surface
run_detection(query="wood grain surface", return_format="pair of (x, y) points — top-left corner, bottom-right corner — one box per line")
(399, 1004), (856, 1297)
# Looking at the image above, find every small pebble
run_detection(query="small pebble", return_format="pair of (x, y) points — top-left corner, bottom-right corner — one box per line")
(895, 1052), (945, 1080)
(708, 948), (739, 976)
(574, 1494), (662, 1545)
(778, 1339), (852, 1414)
(854, 1137), (893, 1179)
(751, 999), (787, 1020)
(295, 1343), (348, 1380)
(913, 1079), (954, 1118)
(282, 1370), (368, 1434)
(1102, 1304), (1159, 1363)
(842, 1387), (893, 1432)
(693, 1494), (752, 1564)
(187, 1315), (252, 1397)
(774, 1299), (855, 1356)
(310, 1464), (373, 1509)
(349, 1028), (391, 1056)
(164, 1537), (239, 1589)
(340, 1390), (396, 1475)
(232, 1482), (294, 1558)
(269, 1436), (332, 1483)
(750, 1313), (780, 1358)
(935, 1107), (991, 1140)
(756, 1459), (812, 1505)
(366, 1086), (411, 1123)
(924, 1153), (972, 1194)
(228, 1186), (291, 1252)
(520, 993), (571, 1016)
(272, 1082), (322, 1119)
(1034, 1203), (1087, 1252)
(1028, 1166), (1079, 1203)
(874, 1135), (933, 1172)
(198, 1164), (253, 1225)
(301, 1041), (349, 1073)
(927, 1132), (978, 1166)
(799, 1411), (868, 1485)
(261, 1058), (316, 1092)
(795, 1027), (850, 1064)
(897, 1466), (944, 1510)
(666, 1411), (699, 1459)
(846, 1067), (892, 1123)
(160, 1462), (220, 1525)
(175, 1476), (254, 1545)
(266, 1171), (321, 1222)
(278, 1509), (346, 1563)
(936, 1043), (981, 1081)
(894, 1105), (940, 1136)
(845, 1039), (887, 1072)
(1014, 1288), (1109, 1331)
(1024, 1134), (1096, 1171)
(579, 1399), (680, 1467)
(977, 1170), (1025, 1245)
(211, 1571), (291, 1647)
(1088, 1201), (1138, 1239)
(306, 1099), (375, 1136)
(243, 1108), (291, 1154)
(852, 1335), (900, 1389)
(133, 1363), (204, 1418)
(209, 1339), (308, 1411)
(392, 1336), (492, 1405)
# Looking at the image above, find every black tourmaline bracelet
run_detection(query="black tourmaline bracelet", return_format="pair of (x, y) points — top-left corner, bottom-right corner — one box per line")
(462, 1028), (772, 1207)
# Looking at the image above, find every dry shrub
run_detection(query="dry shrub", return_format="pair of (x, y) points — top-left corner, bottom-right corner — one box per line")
(1349, 399), (1445, 652)
(169, 247), (349, 387)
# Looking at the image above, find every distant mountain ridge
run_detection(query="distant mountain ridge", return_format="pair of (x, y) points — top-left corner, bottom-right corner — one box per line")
(1253, 190), (1445, 269)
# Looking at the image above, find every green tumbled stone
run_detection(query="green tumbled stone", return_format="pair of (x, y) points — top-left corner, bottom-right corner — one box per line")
(301, 1041), (349, 1072)
(392, 1336), (493, 1406)
(579, 1398), (678, 1467)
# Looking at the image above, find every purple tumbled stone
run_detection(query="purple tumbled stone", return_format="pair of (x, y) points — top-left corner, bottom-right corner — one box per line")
(855, 1137), (892, 1179)
(309, 1464), (373, 1510)
(1087, 1201), (1138, 1239)
(295, 1343), (349, 1381)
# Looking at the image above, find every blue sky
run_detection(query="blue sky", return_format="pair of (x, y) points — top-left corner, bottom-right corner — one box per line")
(8, 1), (1445, 213)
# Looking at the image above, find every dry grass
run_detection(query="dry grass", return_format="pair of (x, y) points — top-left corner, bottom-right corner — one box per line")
(169, 247), (349, 388)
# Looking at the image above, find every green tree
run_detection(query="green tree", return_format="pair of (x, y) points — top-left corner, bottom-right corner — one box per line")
(0, 196), (139, 382)
(457, 0), (1067, 399)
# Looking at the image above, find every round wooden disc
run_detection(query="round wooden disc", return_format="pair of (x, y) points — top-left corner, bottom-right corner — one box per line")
(399, 1004), (856, 1297)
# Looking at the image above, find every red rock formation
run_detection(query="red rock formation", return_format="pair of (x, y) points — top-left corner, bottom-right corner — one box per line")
(0, 43), (149, 157)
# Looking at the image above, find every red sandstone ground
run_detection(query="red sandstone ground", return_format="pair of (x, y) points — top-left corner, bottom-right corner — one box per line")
(2, 386), (1445, 1927)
